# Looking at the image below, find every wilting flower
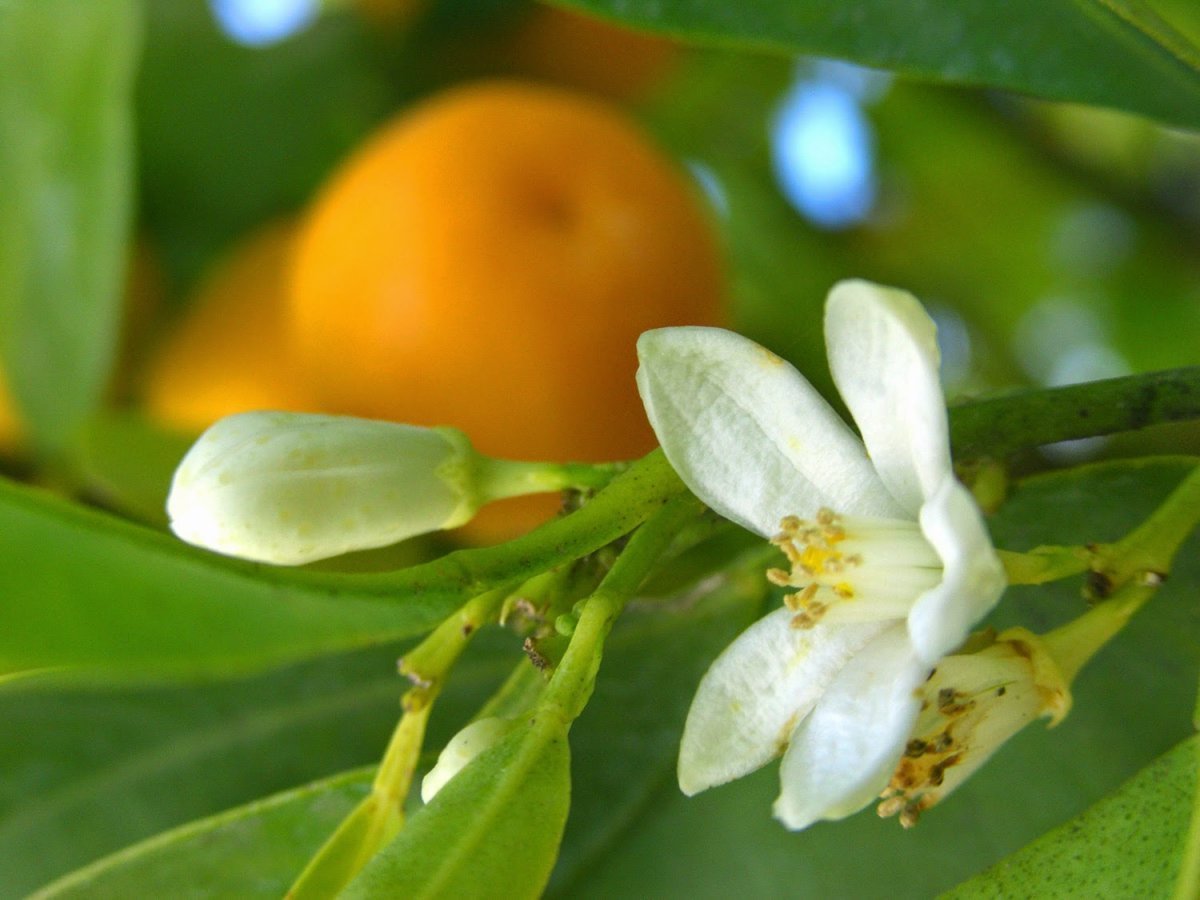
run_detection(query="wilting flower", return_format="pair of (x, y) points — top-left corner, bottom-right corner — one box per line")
(636, 279), (1006, 829)
(168, 412), (479, 564)
(879, 627), (1071, 828)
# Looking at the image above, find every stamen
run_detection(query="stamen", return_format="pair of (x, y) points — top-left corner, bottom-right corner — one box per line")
(767, 508), (942, 626)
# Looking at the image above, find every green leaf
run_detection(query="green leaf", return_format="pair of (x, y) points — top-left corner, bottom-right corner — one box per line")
(558, 0), (1200, 130)
(0, 0), (139, 454)
(0, 449), (681, 676)
(548, 458), (1200, 898)
(942, 735), (1197, 898)
(1, 555), (750, 896)
(0, 637), (514, 896)
(343, 715), (571, 899)
(0, 477), (436, 676)
(30, 770), (375, 899)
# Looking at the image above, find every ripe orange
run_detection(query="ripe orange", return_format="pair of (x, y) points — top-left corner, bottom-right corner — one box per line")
(142, 220), (318, 433)
(291, 81), (722, 454)
(289, 81), (723, 539)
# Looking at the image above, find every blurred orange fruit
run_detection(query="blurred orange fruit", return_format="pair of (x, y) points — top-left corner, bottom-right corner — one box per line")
(289, 80), (723, 538)
(142, 220), (317, 433)
(500, 6), (679, 102)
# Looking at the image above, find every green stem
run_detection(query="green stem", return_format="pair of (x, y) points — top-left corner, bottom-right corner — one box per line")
(948, 366), (1200, 461)
(540, 493), (703, 723)
(999, 464), (1200, 591)
(337, 448), (686, 610)
(1042, 582), (1152, 683)
(474, 457), (624, 502)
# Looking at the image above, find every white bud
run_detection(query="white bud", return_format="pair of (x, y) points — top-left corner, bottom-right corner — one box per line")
(421, 717), (518, 803)
(167, 412), (479, 565)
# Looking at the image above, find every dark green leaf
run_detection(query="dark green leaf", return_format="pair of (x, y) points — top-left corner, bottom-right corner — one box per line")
(31, 770), (375, 900)
(559, 0), (1200, 129)
(0, 0), (139, 454)
(0, 637), (514, 896)
(942, 735), (1197, 898)
(343, 716), (571, 899)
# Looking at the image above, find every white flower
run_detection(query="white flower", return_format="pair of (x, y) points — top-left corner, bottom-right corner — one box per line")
(635, 279), (1006, 830)
(168, 412), (479, 565)
(879, 627), (1070, 828)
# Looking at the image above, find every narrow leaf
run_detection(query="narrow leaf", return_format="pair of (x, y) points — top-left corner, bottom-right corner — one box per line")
(29, 770), (374, 899)
(0, 0), (139, 454)
(0, 639), (514, 896)
(343, 715), (571, 899)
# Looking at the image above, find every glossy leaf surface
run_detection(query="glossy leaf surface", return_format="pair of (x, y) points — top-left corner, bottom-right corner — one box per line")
(560, 0), (1200, 129)
(942, 735), (1196, 897)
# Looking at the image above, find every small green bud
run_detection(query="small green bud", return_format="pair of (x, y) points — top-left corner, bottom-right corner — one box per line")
(421, 717), (519, 803)
(167, 412), (479, 565)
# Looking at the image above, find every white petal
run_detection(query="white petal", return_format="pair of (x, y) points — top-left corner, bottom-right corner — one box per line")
(167, 412), (474, 564)
(637, 327), (903, 537)
(908, 474), (1007, 664)
(773, 624), (926, 829)
(825, 280), (951, 516)
(678, 608), (889, 795)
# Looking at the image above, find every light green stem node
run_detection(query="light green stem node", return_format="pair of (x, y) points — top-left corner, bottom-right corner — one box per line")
(999, 464), (1200, 592)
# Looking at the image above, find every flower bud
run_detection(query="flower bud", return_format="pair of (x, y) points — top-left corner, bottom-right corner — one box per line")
(167, 412), (479, 564)
(421, 717), (519, 803)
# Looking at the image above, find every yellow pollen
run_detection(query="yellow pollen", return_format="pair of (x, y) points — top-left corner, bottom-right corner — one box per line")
(766, 568), (792, 587)
(768, 508), (880, 625)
